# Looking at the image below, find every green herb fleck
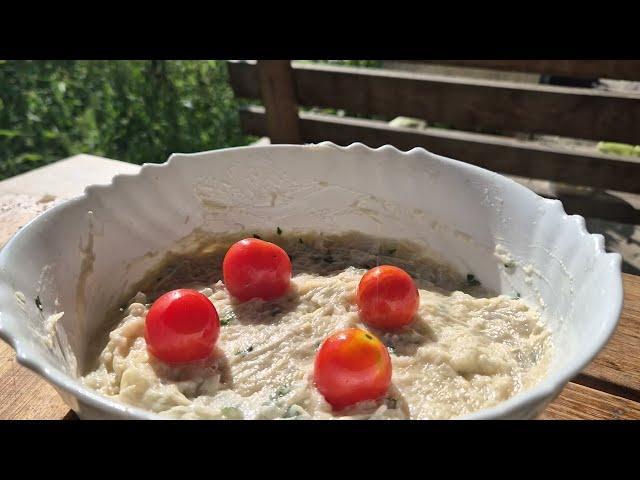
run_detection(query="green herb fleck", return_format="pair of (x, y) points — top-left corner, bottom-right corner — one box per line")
(365, 333), (373, 340)
(271, 385), (291, 400)
(314, 340), (321, 348)
(512, 292), (521, 299)
(252, 233), (262, 239)
(220, 311), (236, 326)
(387, 248), (396, 255)
(34, 296), (43, 311)
(466, 274), (481, 286)
(276, 227), (282, 235)
(247, 345), (254, 352)
(298, 238), (304, 244)
(504, 261), (515, 269)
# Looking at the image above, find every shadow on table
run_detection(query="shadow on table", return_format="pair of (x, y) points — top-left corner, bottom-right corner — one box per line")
(62, 410), (79, 420)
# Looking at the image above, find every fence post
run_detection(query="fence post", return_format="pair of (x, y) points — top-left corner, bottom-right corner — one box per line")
(256, 60), (302, 144)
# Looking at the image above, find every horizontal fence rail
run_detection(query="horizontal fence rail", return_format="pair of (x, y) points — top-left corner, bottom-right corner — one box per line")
(240, 105), (640, 200)
(241, 105), (640, 224)
(404, 60), (640, 82)
(229, 60), (640, 145)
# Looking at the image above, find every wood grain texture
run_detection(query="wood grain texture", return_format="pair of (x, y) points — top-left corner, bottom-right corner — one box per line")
(577, 273), (640, 399)
(0, 339), (69, 419)
(239, 105), (640, 196)
(0, 194), (64, 246)
(409, 60), (640, 82)
(255, 60), (301, 144)
(540, 382), (640, 420)
(0, 154), (141, 199)
(229, 60), (640, 144)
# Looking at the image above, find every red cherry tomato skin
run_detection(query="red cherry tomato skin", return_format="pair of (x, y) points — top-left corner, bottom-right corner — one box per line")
(144, 289), (220, 364)
(314, 328), (392, 410)
(357, 265), (419, 330)
(223, 238), (292, 302)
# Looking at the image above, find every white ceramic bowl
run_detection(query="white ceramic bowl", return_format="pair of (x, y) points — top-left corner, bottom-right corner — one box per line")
(0, 142), (623, 419)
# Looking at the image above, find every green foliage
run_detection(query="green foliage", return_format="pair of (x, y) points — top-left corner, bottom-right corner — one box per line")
(0, 61), (254, 180)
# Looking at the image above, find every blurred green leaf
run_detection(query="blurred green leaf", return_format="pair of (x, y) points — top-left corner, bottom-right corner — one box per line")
(597, 141), (640, 157)
(0, 60), (253, 180)
(0, 129), (20, 137)
(14, 153), (43, 163)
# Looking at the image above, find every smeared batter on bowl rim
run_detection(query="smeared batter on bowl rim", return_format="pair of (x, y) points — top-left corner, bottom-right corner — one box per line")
(82, 231), (552, 419)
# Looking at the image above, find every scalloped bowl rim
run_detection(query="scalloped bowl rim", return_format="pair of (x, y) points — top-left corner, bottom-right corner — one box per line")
(0, 141), (624, 420)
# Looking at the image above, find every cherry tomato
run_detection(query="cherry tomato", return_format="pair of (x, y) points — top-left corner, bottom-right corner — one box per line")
(223, 238), (292, 302)
(314, 328), (392, 410)
(144, 289), (220, 364)
(357, 265), (419, 330)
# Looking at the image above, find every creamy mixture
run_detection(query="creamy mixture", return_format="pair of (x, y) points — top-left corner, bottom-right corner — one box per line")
(83, 232), (552, 419)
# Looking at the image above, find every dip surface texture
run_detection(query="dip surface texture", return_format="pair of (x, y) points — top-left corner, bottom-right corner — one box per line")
(82, 233), (552, 419)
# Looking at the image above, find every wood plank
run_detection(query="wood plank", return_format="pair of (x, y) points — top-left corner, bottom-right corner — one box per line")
(0, 154), (141, 198)
(0, 339), (69, 419)
(228, 61), (640, 144)
(255, 60), (301, 144)
(409, 60), (640, 82)
(384, 61), (541, 84)
(540, 382), (640, 420)
(575, 273), (640, 400)
(239, 105), (640, 195)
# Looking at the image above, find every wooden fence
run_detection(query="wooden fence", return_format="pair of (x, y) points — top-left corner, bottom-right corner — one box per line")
(228, 60), (640, 223)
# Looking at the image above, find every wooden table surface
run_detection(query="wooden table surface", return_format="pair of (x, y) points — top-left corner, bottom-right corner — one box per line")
(1, 155), (639, 420)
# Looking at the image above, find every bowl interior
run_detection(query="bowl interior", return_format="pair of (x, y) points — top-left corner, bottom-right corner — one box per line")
(0, 143), (622, 418)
